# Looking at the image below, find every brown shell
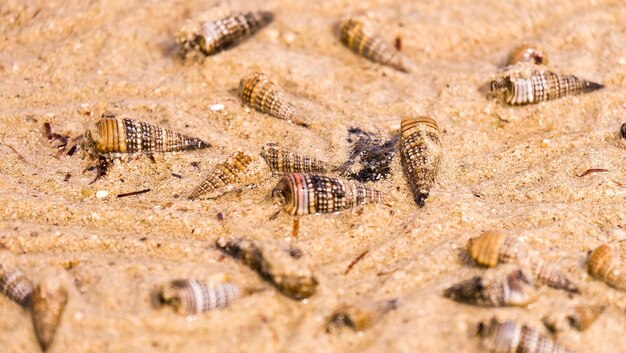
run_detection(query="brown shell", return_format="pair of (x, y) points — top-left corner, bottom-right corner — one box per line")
(216, 238), (317, 299)
(327, 299), (398, 332)
(272, 173), (390, 216)
(31, 277), (68, 351)
(567, 304), (605, 331)
(507, 44), (548, 66)
(467, 231), (512, 267)
(152, 280), (242, 315)
(260, 143), (333, 175)
(587, 244), (626, 291)
(399, 116), (442, 207)
(620, 123), (626, 139)
(0, 265), (33, 308)
(85, 116), (210, 155)
(177, 11), (273, 57)
(338, 16), (409, 72)
(239, 72), (308, 127)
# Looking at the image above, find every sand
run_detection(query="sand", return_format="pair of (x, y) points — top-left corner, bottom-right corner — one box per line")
(0, 0), (625, 352)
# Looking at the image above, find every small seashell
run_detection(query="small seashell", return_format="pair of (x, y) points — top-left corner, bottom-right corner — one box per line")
(216, 237), (317, 299)
(152, 280), (242, 315)
(272, 173), (391, 216)
(327, 299), (398, 332)
(177, 11), (274, 57)
(490, 64), (604, 105)
(620, 123), (626, 139)
(478, 318), (574, 353)
(0, 264), (33, 308)
(187, 151), (266, 200)
(443, 267), (537, 307)
(567, 304), (605, 331)
(587, 244), (626, 291)
(507, 43), (548, 66)
(338, 16), (410, 72)
(467, 231), (579, 293)
(399, 116), (442, 207)
(239, 72), (308, 127)
(260, 143), (334, 175)
(31, 277), (68, 351)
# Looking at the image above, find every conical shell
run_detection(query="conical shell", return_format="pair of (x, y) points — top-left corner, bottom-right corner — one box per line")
(467, 231), (515, 267)
(567, 304), (605, 331)
(260, 143), (333, 175)
(587, 244), (626, 291)
(478, 318), (574, 353)
(327, 299), (398, 332)
(507, 44), (548, 66)
(444, 268), (537, 307)
(31, 277), (68, 351)
(216, 237), (317, 299)
(153, 280), (242, 315)
(85, 116), (210, 155)
(177, 11), (274, 56)
(239, 72), (308, 127)
(0, 257), (33, 308)
(490, 64), (604, 105)
(338, 16), (409, 72)
(399, 116), (442, 207)
(272, 173), (390, 215)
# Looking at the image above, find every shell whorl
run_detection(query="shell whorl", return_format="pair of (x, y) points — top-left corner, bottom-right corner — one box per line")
(587, 244), (626, 291)
(187, 152), (255, 200)
(478, 319), (574, 353)
(0, 267), (33, 307)
(507, 44), (548, 66)
(153, 280), (242, 315)
(260, 143), (331, 175)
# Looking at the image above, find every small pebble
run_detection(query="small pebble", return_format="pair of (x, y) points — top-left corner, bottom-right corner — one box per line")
(210, 104), (224, 111)
(96, 190), (109, 200)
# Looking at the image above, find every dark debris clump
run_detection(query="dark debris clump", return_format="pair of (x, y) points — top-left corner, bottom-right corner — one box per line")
(339, 127), (399, 182)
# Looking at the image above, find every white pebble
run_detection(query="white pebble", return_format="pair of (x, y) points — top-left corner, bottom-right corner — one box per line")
(96, 190), (109, 200)
(210, 104), (224, 111)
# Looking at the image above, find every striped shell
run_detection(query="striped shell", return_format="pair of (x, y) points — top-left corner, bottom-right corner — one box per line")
(31, 277), (68, 351)
(260, 143), (332, 175)
(327, 299), (398, 332)
(399, 116), (442, 207)
(443, 268), (537, 307)
(587, 244), (626, 291)
(272, 173), (390, 216)
(507, 44), (548, 66)
(216, 237), (317, 299)
(0, 264), (33, 308)
(468, 231), (579, 293)
(187, 152), (263, 200)
(490, 65), (604, 105)
(85, 116), (210, 155)
(153, 280), (242, 315)
(338, 16), (409, 72)
(177, 11), (273, 56)
(239, 72), (308, 127)
(478, 318), (573, 353)
(567, 304), (605, 331)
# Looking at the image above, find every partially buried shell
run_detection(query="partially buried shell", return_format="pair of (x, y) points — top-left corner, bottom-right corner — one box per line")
(507, 43), (548, 66)
(587, 244), (626, 291)
(327, 299), (398, 332)
(338, 16), (409, 72)
(478, 318), (574, 353)
(188, 151), (265, 200)
(0, 263), (33, 307)
(490, 64), (604, 105)
(152, 280), (242, 315)
(177, 11), (274, 57)
(272, 173), (390, 216)
(260, 143), (334, 175)
(620, 123), (626, 139)
(216, 237), (317, 299)
(31, 277), (68, 351)
(443, 267), (537, 307)
(399, 116), (442, 207)
(567, 304), (605, 331)
(467, 231), (579, 293)
(84, 115), (210, 155)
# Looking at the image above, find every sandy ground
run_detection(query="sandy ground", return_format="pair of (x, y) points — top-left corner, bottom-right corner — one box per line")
(1, 0), (626, 352)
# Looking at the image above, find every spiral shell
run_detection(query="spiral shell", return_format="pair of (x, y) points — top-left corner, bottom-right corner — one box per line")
(478, 318), (573, 353)
(444, 268), (537, 307)
(85, 116), (210, 155)
(338, 16), (409, 72)
(490, 65), (604, 105)
(272, 173), (390, 216)
(467, 231), (579, 293)
(216, 237), (317, 299)
(177, 11), (273, 56)
(587, 244), (626, 291)
(0, 265), (33, 308)
(260, 143), (333, 175)
(152, 280), (242, 315)
(399, 116), (442, 207)
(327, 299), (398, 332)
(567, 304), (605, 331)
(31, 277), (68, 351)
(239, 72), (308, 127)
(187, 152), (265, 200)
(507, 44), (548, 66)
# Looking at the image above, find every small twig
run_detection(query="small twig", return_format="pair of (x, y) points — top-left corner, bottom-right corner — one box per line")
(171, 173), (182, 179)
(1, 143), (28, 163)
(117, 188), (151, 198)
(577, 168), (609, 178)
(376, 269), (397, 277)
(394, 36), (402, 51)
(344, 250), (369, 275)
(291, 216), (299, 238)
(43, 122), (52, 139)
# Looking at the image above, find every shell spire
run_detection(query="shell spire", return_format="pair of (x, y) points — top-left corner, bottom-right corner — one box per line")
(31, 277), (68, 351)
(507, 43), (548, 66)
(587, 244), (626, 291)
(478, 318), (574, 353)
(152, 280), (242, 315)
(327, 299), (398, 332)
(399, 116), (442, 207)
(338, 16), (409, 72)
(0, 263), (34, 308)
(260, 143), (334, 175)
(272, 173), (391, 215)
